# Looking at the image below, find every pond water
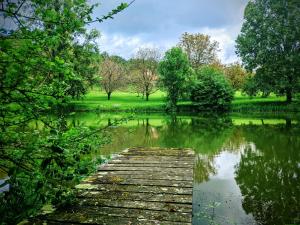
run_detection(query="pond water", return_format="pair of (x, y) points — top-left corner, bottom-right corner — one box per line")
(1, 113), (299, 224)
(67, 113), (299, 225)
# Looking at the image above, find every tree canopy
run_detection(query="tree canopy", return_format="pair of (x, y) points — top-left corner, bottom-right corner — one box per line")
(100, 57), (127, 100)
(236, 0), (300, 103)
(158, 47), (192, 111)
(0, 0), (129, 223)
(131, 47), (160, 101)
(178, 32), (219, 68)
(191, 66), (234, 111)
(224, 62), (247, 91)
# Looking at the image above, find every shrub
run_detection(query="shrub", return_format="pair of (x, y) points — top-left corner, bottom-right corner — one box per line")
(191, 66), (234, 111)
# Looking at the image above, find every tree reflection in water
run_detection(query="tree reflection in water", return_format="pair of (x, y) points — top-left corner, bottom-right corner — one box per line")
(194, 155), (216, 183)
(235, 123), (300, 225)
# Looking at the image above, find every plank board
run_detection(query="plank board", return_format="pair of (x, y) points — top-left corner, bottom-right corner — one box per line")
(27, 147), (195, 225)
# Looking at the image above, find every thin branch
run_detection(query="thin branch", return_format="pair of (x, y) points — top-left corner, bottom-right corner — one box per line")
(0, 8), (58, 24)
(86, 0), (135, 24)
(0, 0), (136, 26)
(15, 0), (26, 14)
(14, 14), (25, 28)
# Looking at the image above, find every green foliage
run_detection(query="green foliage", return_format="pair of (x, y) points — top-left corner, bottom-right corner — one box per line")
(0, 0), (129, 223)
(235, 125), (300, 224)
(224, 63), (247, 90)
(190, 66), (234, 111)
(0, 115), (106, 224)
(158, 47), (192, 111)
(67, 30), (101, 99)
(236, 0), (300, 103)
(178, 32), (219, 68)
(242, 75), (259, 97)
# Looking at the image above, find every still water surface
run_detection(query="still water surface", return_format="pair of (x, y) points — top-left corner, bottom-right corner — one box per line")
(68, 113), (299, 225)
(1, 113), (299, 224)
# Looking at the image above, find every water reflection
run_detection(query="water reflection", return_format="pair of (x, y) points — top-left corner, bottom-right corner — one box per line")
(77, 115), (235, 156)
(67, 113), (300, 224)
(193, 122), (300, 225)
(235, 125), (300, 225)
(193, 151), (256, 225)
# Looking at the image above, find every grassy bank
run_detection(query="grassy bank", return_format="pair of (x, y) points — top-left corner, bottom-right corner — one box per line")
(71, 88), (300, 113)
(231, 92), (300, 112)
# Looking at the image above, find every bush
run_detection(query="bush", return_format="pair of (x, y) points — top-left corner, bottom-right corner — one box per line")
(190, 66), (234, 111)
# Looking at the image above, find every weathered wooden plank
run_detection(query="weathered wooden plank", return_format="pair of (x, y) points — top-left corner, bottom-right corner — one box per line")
(109, 159), (194, 165)
(77, 190), (192, 204)
(75, 183), (193, 195)
(29, 147), (195, 225)
(122, 151), (194, 157)
(99, 166), (193, 173)
(106, 163), (193, 168)
(129, 147), (193, 151)
(96, 170), (193, 178)
(116, 155), (195, 161)
(83, 177), (193, 188)
(76, 198), (192, 213)
(31, 216), (192, 225)
(40, 206), (192, 223)
(120, 148), (194, 156)
(93, 171), (193, 181)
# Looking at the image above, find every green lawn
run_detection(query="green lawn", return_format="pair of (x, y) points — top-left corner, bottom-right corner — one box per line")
(71, 89), (300, 112)
(72, 89), (169, 111)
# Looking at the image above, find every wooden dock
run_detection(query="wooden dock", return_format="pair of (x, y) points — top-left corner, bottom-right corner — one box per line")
(29, 147), (195, 225)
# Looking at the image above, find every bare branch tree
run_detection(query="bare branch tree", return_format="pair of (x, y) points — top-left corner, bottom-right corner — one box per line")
(99, 58), (126, 100)
(131, 47), (160, 101)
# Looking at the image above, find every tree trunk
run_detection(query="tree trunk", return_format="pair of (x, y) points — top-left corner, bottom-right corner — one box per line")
(286, 118), (292, 129)
(107, 92), (111, 100)
(108, 118), (112, 126)
(146, 93), (149, 101)
(286, 89), (292, 103)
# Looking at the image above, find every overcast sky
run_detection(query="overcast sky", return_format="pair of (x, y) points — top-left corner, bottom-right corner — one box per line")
(88, 0), (249, 64)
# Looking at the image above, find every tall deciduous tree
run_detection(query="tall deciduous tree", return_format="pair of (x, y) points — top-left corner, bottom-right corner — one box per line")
(236, 0), (300, 103)
(178, 32), (219, 68)
(158, 47), (191, 111)
(100, 58), (126, 100)
(224, 62), (247, 91)
(132, 48), (160, 101)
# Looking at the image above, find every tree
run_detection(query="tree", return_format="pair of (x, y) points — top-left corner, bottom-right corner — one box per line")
(158, 47), (192, 111)
(236, 0), (300, 103)
(224, 62), (247, 91)
(132, 48), (160, 101)
(178, 32), (219, 68)
(100, 58), (126, 100)
(242, 74), (259, 97)
(66, 30), (101, 99)
(0, 0), (129, 223)
(190, 66), (234, 111)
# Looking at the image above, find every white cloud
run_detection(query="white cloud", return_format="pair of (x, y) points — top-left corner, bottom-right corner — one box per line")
(196, 26), (241, 64)
(91, 0), (248, 64)
(98, 27), (241, 64)
(97, 33), (160, 58)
